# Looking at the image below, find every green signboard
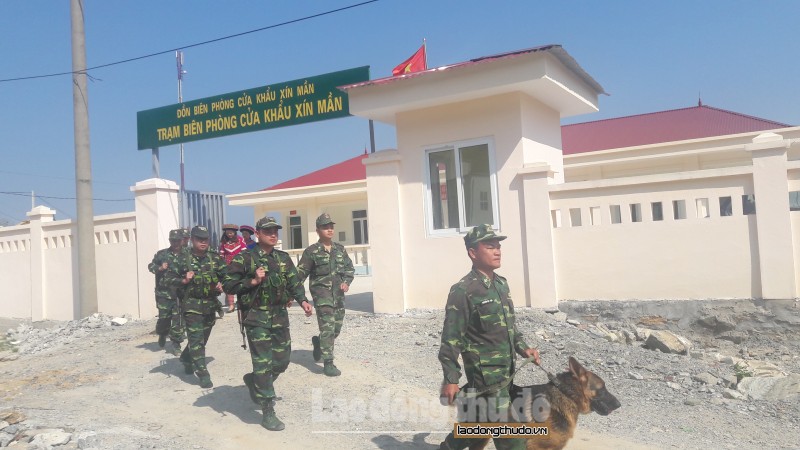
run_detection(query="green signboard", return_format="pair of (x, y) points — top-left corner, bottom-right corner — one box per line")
(137, 66), (370, 150)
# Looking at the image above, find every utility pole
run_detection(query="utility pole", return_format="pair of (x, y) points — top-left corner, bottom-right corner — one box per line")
(177, 51), (187, 227)
(70, 0), (98, 316)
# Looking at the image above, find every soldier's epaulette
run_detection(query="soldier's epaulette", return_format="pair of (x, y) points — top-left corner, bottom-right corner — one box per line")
(273, 248), (290, 256)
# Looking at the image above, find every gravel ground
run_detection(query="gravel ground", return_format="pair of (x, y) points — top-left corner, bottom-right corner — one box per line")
(1, 278), (799, 449)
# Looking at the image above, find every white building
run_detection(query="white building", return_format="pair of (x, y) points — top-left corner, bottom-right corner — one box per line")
(229, 44), (800, 314)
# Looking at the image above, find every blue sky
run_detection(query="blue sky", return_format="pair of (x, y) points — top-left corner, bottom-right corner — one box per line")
(1, 0), (799, 228)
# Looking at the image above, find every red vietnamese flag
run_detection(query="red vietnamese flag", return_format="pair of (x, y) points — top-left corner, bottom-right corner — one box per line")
(392, 45), (426, 76)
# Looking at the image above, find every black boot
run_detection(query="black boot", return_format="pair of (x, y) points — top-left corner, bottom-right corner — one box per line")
(261, 402), (285, 431)
(312, 336), (322, 362)
(196, 370), (213, 389)
(323, 360), (341, 377)
(243, 373), (259, 404)
(157, 334), (167, 348)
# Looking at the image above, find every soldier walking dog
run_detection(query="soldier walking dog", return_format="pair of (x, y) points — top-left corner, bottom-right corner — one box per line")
(438, 224), (541, 450)
(469, 357), (621, 450)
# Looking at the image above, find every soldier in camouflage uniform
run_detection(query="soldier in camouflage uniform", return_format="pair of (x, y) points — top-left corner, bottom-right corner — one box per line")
(437, 224), (541, 450)
(296, 213), (355, 377)
(165, 225), (226, 389)
(222, 216), (312, 431)
(147, 229), (186, 356)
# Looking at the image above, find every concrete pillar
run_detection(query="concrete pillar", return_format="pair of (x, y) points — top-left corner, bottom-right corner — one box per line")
(131, 178), (180, 319)
(27, 206), (56, 321)
(745, 133), (795, 299)
(518, 164), (558, 310)
(364, 150), (405, 313)
(306, 199), (322, 247)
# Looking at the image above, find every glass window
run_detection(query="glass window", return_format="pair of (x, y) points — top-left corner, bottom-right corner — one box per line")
(673, 200), (686, 220)
(742, 194), (756, 215)
(719, 196), (733, 217)
(790, 192), (800, 212)
(551, 210), (562, 228)
(590, 206), (601, 225)
(630, 203), (642, 222)
(696, 198), (710, 218)
(569, 208), (582, 227)
(651, 202), (663, 221)
(426, 142), (497, 232)
(353, 210), (368, 244)
(289, 216), (303, 249)
(610, 205), (622, 224)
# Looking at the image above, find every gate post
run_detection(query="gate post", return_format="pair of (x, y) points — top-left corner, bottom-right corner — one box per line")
(131, 178), (179, 318)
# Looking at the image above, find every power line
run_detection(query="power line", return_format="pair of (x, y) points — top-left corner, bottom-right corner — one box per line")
(0, 191), (132, 202)
(0, 0), (380, 83)
(37, 196), (74, 220)
(0, 169), (130, 186)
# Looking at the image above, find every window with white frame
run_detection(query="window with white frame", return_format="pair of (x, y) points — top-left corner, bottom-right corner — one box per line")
(425, 141), (498, 232)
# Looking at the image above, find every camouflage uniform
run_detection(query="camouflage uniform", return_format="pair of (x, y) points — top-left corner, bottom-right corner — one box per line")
(165, 226), (226, 387)
(297, 213), (355, 370)
(147, 229), (186, 354)
(438, 225), (531, 450)
(222, 217), (309, 408)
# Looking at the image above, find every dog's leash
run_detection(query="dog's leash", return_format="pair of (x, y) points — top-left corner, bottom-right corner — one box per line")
(457, 355), (561, 399)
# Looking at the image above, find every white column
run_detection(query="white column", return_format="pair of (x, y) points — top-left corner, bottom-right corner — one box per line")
(364, 150), (405, 313)
(518, 164), (558, 309)
(131, 178), (180, 318)
(27, 206), (56, 321)
(745, 133), (795, 299)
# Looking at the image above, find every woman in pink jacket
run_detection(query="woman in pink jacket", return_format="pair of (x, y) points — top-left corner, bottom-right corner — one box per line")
(219, 224), (247, 312)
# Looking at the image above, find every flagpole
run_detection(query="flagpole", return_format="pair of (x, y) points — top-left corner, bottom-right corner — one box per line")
(423, 38), (427, 69)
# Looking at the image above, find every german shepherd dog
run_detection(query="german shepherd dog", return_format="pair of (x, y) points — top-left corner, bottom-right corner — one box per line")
(470, 357), (621, 450)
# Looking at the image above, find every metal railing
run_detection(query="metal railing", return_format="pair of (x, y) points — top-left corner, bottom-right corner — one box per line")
(283, 244), (371, 274)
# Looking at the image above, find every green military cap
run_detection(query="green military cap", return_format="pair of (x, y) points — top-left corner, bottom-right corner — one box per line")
(464, 224), (506, 248)
(179, 228), (190, 238)
(168, 229), (182, 240)
(256, 216), (282, 230)
(316, 213), (335, 227)
(190, 225), (210, 239)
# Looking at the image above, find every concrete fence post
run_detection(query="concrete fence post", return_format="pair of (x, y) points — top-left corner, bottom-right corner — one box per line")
(27, 206), (56, 321)
(364, 150), (405, 314)
(518, 164), (559, 310)
(745, 133), (795, 299)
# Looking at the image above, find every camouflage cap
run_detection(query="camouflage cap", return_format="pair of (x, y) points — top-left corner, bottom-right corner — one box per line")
(190, 225), (210, 239)
(256, 216), (282, 230)
(168, 229), (182, 240)
(316, 213), (335, 227)
(179, 228), (191, 238)
(464, 224), (506, 248)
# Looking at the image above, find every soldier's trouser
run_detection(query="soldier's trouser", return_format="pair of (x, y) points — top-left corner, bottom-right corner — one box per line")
(315, 304), (345, 361)
(440, 387), (526, 450)
(180, 311), (216, 373)
(245, 323), (291, 404)
(155, 295), (185, 344)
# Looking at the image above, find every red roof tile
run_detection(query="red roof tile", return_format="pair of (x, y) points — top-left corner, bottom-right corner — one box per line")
(262, 105), (792, 190)
(263, 153), (368, 191)
(561, 105), (789, 155)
